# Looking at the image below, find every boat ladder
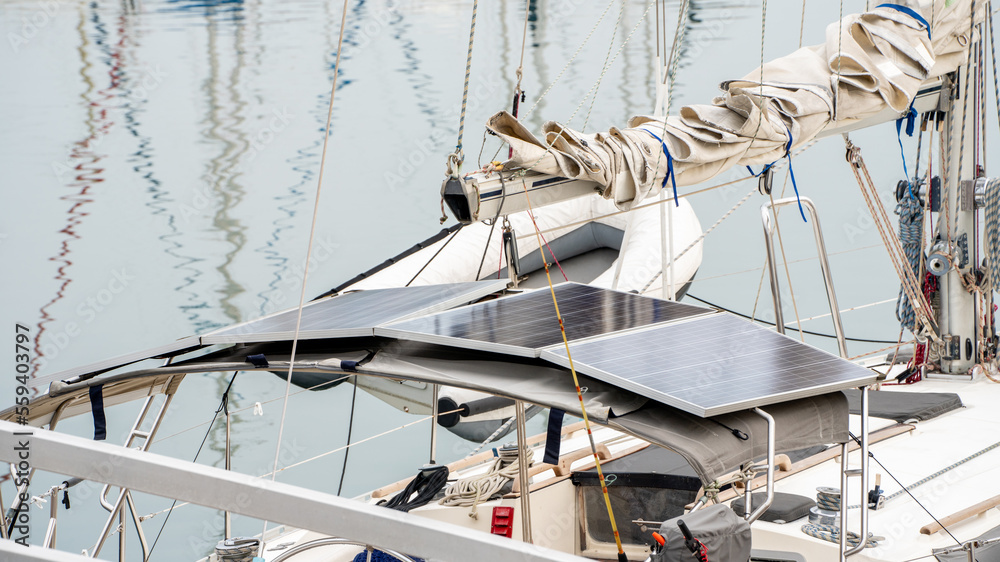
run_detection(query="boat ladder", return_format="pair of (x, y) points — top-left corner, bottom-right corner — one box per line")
(90, 391), (175, 560)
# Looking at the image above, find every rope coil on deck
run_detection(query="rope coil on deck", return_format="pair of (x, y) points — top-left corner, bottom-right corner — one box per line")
(800, 522), (880, 549)
(438, 444), (530, 519)
(801, 488), (880, 549)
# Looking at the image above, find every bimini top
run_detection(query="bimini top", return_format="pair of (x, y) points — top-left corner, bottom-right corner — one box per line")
(16, 281), (878, 481)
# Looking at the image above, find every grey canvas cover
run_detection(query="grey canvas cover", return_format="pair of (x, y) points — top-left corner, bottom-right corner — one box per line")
(843, 389), (963, 422)
(487, 0), (983, 210)
(653, 504), (752, 562)
(18, 342), (850, 484)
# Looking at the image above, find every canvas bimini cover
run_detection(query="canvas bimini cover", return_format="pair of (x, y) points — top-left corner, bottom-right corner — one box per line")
(8, 342), (850, 484)
(487, 0), (983, 209)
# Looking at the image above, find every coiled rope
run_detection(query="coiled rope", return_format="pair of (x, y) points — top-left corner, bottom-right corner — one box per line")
(439, 445), (529, 519)
(801, 523), (879, 549)
(801, 488), (880, 548)
(895, 192), (925, 332)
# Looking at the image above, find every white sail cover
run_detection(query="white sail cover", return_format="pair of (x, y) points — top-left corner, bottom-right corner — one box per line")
(488, 0), (984, 209)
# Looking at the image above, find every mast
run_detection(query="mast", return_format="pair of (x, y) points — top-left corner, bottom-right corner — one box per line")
(935, 65), (980, 374)
(932, 11), (994, 375)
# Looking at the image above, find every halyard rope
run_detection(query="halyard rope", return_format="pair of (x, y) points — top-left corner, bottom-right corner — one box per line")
(521, 180), (629, 562)
(258, 0), (351, 553)
(453, 0), (479, 167)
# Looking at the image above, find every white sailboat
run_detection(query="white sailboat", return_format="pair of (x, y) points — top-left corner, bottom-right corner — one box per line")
(3, 1), (1000, 562)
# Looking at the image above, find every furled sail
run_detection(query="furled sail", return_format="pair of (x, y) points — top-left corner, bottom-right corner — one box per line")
(487, 0), (983, 210)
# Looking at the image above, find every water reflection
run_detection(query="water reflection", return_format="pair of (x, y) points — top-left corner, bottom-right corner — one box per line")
(33, 2), (119, 387)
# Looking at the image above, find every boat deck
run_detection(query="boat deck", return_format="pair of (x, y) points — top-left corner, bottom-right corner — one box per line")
(750, 373), (1000, 561)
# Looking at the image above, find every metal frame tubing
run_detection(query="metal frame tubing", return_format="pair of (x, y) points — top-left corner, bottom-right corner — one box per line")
(746, 408), (775, 524)
(761, 197), (849, 358)
(840, 386), (870, 560)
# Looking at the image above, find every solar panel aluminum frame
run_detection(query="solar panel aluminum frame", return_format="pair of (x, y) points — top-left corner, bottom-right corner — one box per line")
(30, 336), (203, 392)
(200, 280), (509, 345)
(540, 313), (879, 418)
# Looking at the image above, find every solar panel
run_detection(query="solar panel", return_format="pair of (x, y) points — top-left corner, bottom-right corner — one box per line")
(30, 336), (203, 392)
(201, 280), (508, 344)
(376, 283), (711, 357)
(540, 312), (878, 417)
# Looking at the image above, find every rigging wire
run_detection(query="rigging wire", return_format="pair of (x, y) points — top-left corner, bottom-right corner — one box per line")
(406, 228), (461, 286)
(513, 175), (755, 241)
(521, 0), (618, 120)
(683, 294), (902, 344)
(258, 0), (351, 553)
(580, 0), (626, 133)
(129, 406), (464, 526)
(151, 375), (349, 446)
(639, 187), (757, 293)
(337, 379), (359, 496)
(520, 179), (629, 562)
(847, 431), (965, 548)
(144, 372), (238, 562)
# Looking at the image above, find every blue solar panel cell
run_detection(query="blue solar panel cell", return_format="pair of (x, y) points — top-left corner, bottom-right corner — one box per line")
(377, 283), (711, 357)
(541, 313), (877, 417)
(201, 280), (508, 344)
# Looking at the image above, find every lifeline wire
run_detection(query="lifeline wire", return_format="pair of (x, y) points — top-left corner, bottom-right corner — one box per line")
(258, 0), (351, 554)
(144, 373), (238, 561)
(521, 180), (629, 562)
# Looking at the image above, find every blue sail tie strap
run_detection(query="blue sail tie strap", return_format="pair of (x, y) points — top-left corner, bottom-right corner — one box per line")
(876, 4), (932, 40)
(896, 105), (917, 199)
(747, 128), (807, 222)
(644, 130), (680, 207)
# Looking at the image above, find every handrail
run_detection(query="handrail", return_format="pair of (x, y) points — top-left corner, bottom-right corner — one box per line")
(746, 408), (776, 524)
(840, 386), (870, 560)
(761, 197), (849, 358)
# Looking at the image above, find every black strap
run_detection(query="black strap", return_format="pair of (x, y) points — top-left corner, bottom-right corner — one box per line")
(246, 354), (269, 368)
(543, 409), (565, 465)
(89, 385), (107, 441)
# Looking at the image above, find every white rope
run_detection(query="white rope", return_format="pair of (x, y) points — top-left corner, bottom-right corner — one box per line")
(439, 445), (530, 519)
(258, 0), (351, 552)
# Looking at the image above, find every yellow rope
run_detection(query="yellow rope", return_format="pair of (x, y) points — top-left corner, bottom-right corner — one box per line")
(520, 179), (627, 560)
